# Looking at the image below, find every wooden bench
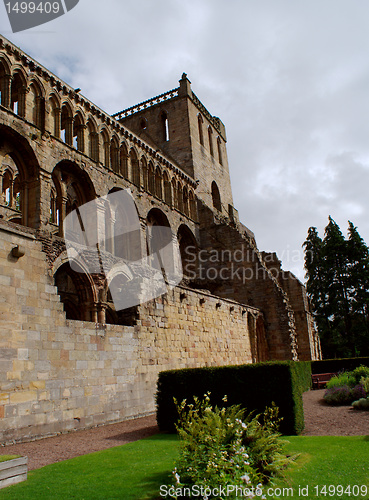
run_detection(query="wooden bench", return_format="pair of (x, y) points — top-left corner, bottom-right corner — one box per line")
(311, 373), (336, 390)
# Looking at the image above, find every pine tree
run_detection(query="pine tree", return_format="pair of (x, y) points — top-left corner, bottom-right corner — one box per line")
(304, 226), (335, 356)
(303, 227), (330, 326)
(347, 222), (369, 354)
(323, 217), (353, 356)
(303, 217), (369, 358)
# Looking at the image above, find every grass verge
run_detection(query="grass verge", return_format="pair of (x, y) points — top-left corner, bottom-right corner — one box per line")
(0, 435), (368, 499)
(273, 435), (369, 498)
(0, 456), (20, 463)
(0, 435), (178, 500)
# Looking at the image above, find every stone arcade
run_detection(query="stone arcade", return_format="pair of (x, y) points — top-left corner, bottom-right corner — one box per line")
(0, 36), (320, 443)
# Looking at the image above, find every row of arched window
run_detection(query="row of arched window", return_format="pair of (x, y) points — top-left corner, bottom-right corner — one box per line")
(0, 57), (197, 221)
(48, 160), (198, 239)
(53, 210), (198, 325)
(197, 114), (223, 165)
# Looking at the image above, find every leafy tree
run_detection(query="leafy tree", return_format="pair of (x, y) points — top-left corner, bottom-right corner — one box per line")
(304, 217), (369, 358)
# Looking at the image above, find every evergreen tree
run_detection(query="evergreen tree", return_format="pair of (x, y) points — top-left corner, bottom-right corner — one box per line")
(323, 217), (352, 356)
(347, 222), (369, 354)
(303, 217), (369, 358)
(303, 227), (331, 338)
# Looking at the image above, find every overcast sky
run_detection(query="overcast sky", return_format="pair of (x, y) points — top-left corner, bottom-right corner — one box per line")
(2, 0), (369, 281)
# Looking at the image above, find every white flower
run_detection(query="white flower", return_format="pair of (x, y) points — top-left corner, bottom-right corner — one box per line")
(241, 473), (251, 484)
(173, 467), (180, 485)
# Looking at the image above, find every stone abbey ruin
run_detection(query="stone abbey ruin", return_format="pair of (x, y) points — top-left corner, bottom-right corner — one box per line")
(0, 36), (320, 443)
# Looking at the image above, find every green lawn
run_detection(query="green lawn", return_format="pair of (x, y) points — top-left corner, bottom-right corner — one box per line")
(274, 436), (369, 498)
(0, 456), (19, 463)
(0, 435), (178, 500)
(0, 435), (368, 499)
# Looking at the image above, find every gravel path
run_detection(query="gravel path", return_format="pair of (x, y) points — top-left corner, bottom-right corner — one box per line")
(1, 390), (368, 471)
(0, 415), (158, 471)
(302, 389), (369, 436)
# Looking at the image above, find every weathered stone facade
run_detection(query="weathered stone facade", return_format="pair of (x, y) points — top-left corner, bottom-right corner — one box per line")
(0, 36), (320, 443)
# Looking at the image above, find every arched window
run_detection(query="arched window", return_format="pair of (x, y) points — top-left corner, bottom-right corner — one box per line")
(177, 182), (183, 213)
(140, 118), (147, 130)
(161, 111), (169, 142)
(130, 149), (140, 187)
(28, 81), (45, 129)
(11, 71), (26, 117)
(101, 129), (110, 168)
(155, 167), (162, 199)
(120, 142), (128, 178)
(0, 59), (11, 107)
(217, 137), (223, 166)
(61, 103), (73, 145)
(177, 225), (198, 279)
(87, 119), (99, 161)
(211, 181), (222, 211)
(2, 169), (12, 206)
(183, 186), (189, 216)
(52, 160), (96, 237)
(54, 262), (96, 322)
(73, 113), (85, 152)
(110, 136), (119, 173)
(141, 156), (148, 191)
(49, 95), (60, 137)
(189, 190), (197, 221)
(146, 208), (174, 276)
(198, 114), (204, 146)
(163, 171), (172, 206)
(208, 126), (214, 157)
(148, 162), (155, 194)
(107, 188), (142, 262)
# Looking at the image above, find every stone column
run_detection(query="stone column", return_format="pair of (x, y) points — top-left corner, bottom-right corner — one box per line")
(97, 303), (107, 324)
(54, 107), (61, 138)
(1, 75), (11, 108)
(18, 85), (27, 118)
(57, 195), (68, 237)
(37, 171), (53, 231)
(65, 117), (73, 146)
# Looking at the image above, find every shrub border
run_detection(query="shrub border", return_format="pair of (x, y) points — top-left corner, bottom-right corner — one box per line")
(156, 361), (312, 435)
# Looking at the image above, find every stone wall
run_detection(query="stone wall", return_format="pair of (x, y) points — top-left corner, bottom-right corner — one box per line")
(0, 223), (256, 443)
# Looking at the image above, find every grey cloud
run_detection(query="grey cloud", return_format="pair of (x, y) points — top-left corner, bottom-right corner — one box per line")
(3, 0), (369, 279)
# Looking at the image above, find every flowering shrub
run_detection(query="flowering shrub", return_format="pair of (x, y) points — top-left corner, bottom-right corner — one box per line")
(324, 366), (368, 406)
(172, 393), (292, 499)
(351, 384), (367, 401)
(323, 385), (352, 405)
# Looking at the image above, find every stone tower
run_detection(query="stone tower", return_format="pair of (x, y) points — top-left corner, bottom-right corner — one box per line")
(114, 74), (235, 221)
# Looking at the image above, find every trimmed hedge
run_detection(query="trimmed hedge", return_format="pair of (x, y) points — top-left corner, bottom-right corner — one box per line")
(311, 357), (369, 374)
(156, 361), (312, 435)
